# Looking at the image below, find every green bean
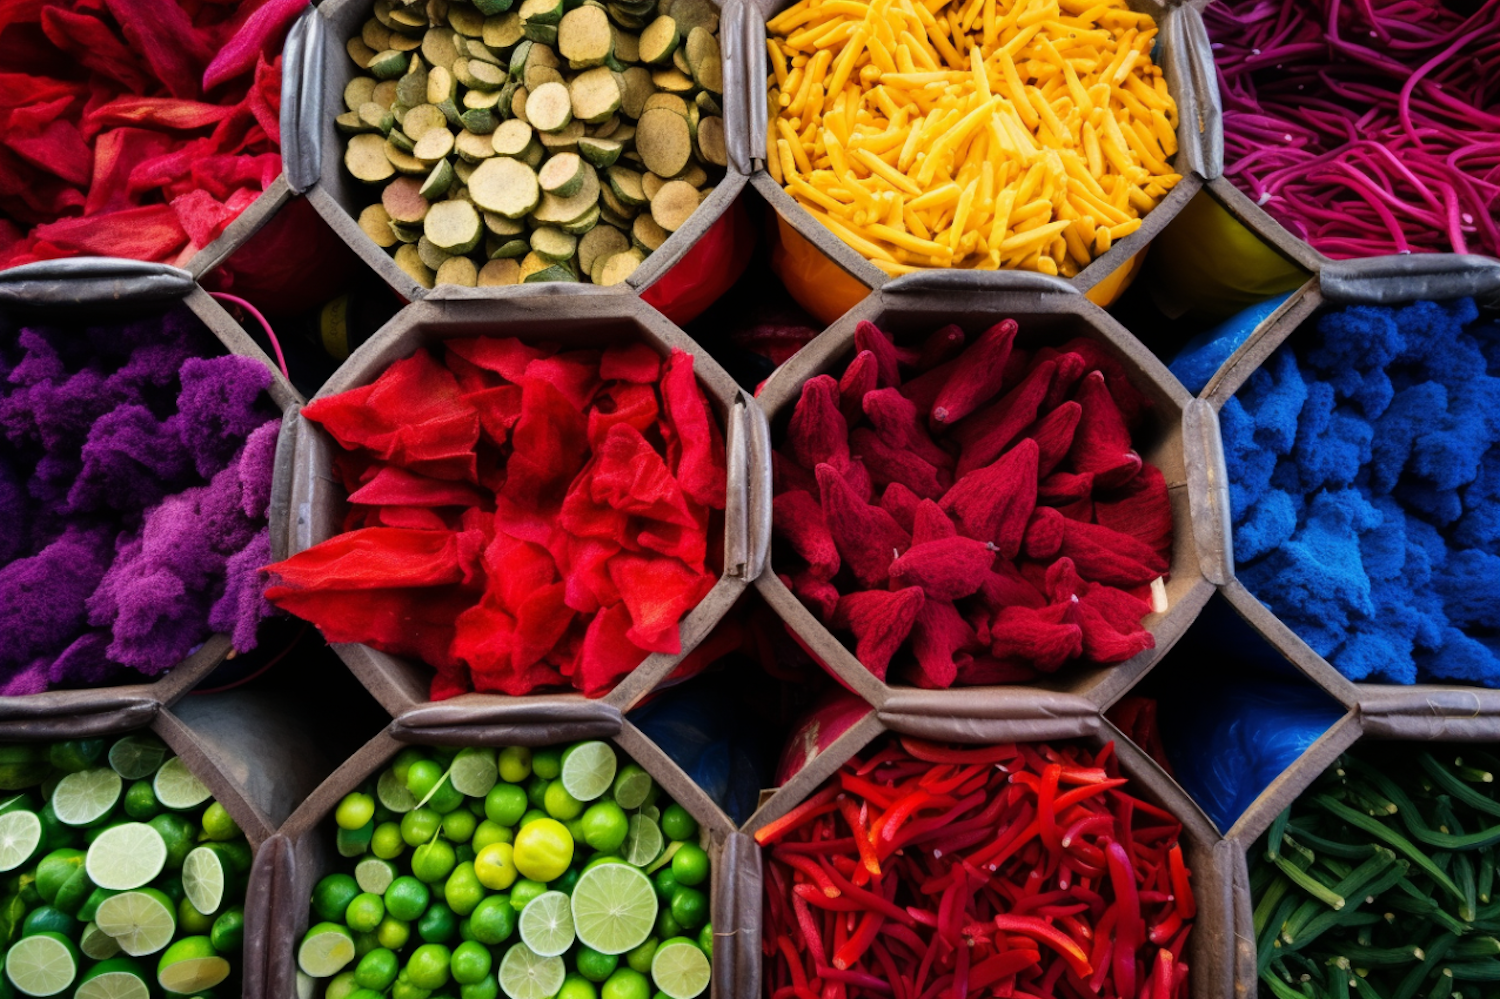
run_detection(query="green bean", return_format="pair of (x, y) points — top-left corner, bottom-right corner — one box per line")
(1478, 852), (1493, 904)
(1288, 823), (1384, 860)
(1421, 754), (1500, 819)
(1311, 796), (1466, 908)
(1276, 851), (1348, 910)
(1327, 957), (1353, 999)
(1270, 806), (1294, 861)
(1427, 967), (1455, 999)
(1262, 894), (1301, 975)
(1257, 875), (1293, 938)
(1287, 863), (1411, 951)
(1392, 932), (1457, 999)
(1447, 936), (1500, 960)
(1345, 761), (1500, 853)
(1444, 961), (1500, 982)
(1285, 851), (1399, 944)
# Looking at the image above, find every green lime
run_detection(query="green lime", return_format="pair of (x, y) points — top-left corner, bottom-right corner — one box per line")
(543, 783), (583, 822)
(526, 778), (549, 812)
(601, 967), (649, 999)
(406, 943), (452, 990)
(580, 802), (629, 854)
(177, 896), (214, 936)
(624, 939), (657, 976)
(417, 902), (458, 944)
(35, 850), (84, 904)
(315, 874), (363, 922)
(156, 936), (229, 994)
(610, 767), (653, 811)
(462, 972), (502, 999)
(555, 866), (582, 895)
(485, 785), (527, 828)
(94, 889), (176, 957)
(521, 809), (547, 829)
(513, 820), (573, 882)
(670, 845), (708, 888)
(200, 802), (239, 842)
(326, 970), (359, 999)
(443, 809), (478, 844)
(212, 839), (252, 875)
(384, 877), (430, 922)
(412, 839), (457, 885)
(74, 956), (149, 999)
(652, 869), (676, 901)
(182, 847), (227, 917)
(20, 907), (75, 939)
(570, 862), (657, 955)
(577, 948), (618, 983)
(497, 943), (565, 999)
(424, 776), (465, 816)
(346, 893), (386, 933)
(210, 906), (244, 953)
(470, 894), (517, 946)
(154, 875), (184, 904)
(452, 749), (499, 798)
(401, 808), (441, 847)
(531, 750), (562, 782)
(518, 891), (574, 957)
(0, 812), (42, 873)
(337, 794), (376, 831)
(337, 821), (375, 858)
(376, 917), (410, 951)
(510, 879), (546, 912)
(85, 825), (167, 891)
(696, 923), (712, 958)
(151, 759), (211, 812)
(498, 748), (532, 784)
(146, 814), (195, 870)
(121, 784), (158, 822)
(48, 741), (103, 775)
(650, 938), (709, 999)
(669, 889), (706, 931)
(50, 770), (121, 828)
(656, 911), (679, 941)
(473, 820), (511, 853)
(565, 818), (589, 846)
(560, 972), (598, 999)
(354, 948), (400, 992)
(372, 822), (405, 860)
(621, 817), (662, 869)
(80, 922), (122, 961)
(106, 738), (167, 782)
(299, 922), (356, 978)
(452, 940), (493, 985)
(50, 867), (91, 918)
(658, 807), (697, 843)
(355, 857), (398, 896)
(377, 769), (417, 814)
(475, 842), (517, 891)
(5, 931), (78, 996)
(353, 928), (381, 959)
(560, 743), (617, 803)
(445, 862), (485, 916)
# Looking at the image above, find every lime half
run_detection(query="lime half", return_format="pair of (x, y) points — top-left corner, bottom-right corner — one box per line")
(95, 889), (176, 957)
(498, 943), (566, 999)
(80, 922), (123, 961)
(518, 891), (575, 957)
(355, 857), (397, 895)
(571, 862), (657, 955)
(451, 748), (499, 797)
(86, 823), (167, 891)
(376, 768), (416, 814)
(182, 847), (227, 916)
(152, 758), (211, 811)
(622, 815), (663, 868)
(156, 937), (230, 994)
(0, 810), (42, 872)
(5, 931), (79, 996)
(651, 938), (711, 999)
(560, 743), (617, 803)
(52, 769), (123, 827)
(612, 765), (653, 810)
(107, 737), (168, 782)
(75, 958), (150, 999)
(298, 922), (355, 978)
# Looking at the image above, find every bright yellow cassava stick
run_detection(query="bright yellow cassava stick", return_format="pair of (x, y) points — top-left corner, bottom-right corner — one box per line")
(766, 0), (1180, 278)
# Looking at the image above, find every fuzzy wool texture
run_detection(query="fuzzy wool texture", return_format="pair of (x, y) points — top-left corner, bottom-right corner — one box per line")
(0, 307), (280, 693)
(1223, 297), (1500, 685)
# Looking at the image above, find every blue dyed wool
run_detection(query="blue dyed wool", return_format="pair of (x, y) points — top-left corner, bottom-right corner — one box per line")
(1225, 298), (1500, 685)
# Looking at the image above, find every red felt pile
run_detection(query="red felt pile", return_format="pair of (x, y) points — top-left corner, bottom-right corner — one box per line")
(0, 0), (304, 268)
(264, 336), (726, 699)
(772, 320), (1173, 687)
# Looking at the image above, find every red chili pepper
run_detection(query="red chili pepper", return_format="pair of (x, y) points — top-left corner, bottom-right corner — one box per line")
(839, 773), (900, 809)
(794, 884), (866, 912)
(991, 916), (1093, 979)
(1168, 845), (1196, 920)
(833, 910), (886, 969)
(1038, 765), (1062, 855)
(758, 786), (843, 845)
(778, 850), (843, 898)
(793, 889), (831, 970)
(899, 737), (1018, 765)
(837, 796), (882, 878)
(1149, 909), (1183, 946)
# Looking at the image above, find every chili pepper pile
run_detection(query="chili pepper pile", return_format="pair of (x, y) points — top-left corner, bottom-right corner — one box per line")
(0, 0), (302, 269)
(0, 307), (281, 694)
(772, 318), (1172, 686)
(1253, 743), (1500, 999)
(1206, 0), (1500, 259)
(264, 336), (726, 700)
(759, 736), (1196, 999)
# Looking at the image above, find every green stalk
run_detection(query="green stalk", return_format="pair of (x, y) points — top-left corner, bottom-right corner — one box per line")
(1311, 796), (1467, 909)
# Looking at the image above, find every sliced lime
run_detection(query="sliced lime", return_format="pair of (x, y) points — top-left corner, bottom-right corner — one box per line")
(5, 931), (78, 996)
(75, 958), (150, 999)
(182, 847), (227, 916)
(571, 863), (657, 955)
(451, 748), (499, 797)
(622, 815), (663, 868)
(518, 891), (575, 957)
(156, 937), (230, 994)
(80, 922), (123, 961)
(51, 769), (123, 827)
(85, 823), (167, 891)
(94, 889), (176, 957)
(296, 970), (318, 999)
(376, 768), (416, 814)
(107, 737), (168, 782)
(651, 938), (711, 999)
(560, 743), (617, 803)
(152, 758), (211, 811)
(498, 943), (566, 999)
(612, 765), (653, 810)
(0, 810), (42, 872)
(298, 922), (356, 978)
(355, 856), (397, 895)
